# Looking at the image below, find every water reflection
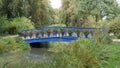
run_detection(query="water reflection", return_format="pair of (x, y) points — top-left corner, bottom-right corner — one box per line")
(28, 48), (52, 59)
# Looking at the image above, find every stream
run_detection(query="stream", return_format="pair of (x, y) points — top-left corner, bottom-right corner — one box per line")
(27, 48), (53, 61)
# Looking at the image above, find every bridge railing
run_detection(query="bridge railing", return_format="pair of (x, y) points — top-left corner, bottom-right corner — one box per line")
(20, 26), (102, 40)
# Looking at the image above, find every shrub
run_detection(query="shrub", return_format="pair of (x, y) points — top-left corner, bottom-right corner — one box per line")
(0, 36), (30, 54)
(46, 29), (51, 34)
(50, 39), (111, 68)
(95, 32), (112, 44)
(60, 28), (65, 33)
(40, 30), (45, 34)
(0, 17), (34, 35)
(68, 29), (73, 34)
(83, 29), (89, 35)
(53, 28), (58, 34)
(75, 29), (81, 34)
(93, 30), (100, 35)
(109, 18), (120, 39)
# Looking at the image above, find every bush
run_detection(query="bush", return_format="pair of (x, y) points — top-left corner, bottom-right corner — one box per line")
(0, 36), (30, 54)
(109, 18), (120, 39)
(95, 32), (112, 44)
(0, 39), (119, 68)
(50, 39), (111, 68)
(0, 17), (34, 35)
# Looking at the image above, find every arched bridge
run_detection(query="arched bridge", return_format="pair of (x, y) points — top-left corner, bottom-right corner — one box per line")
(20, 26), (102, 43)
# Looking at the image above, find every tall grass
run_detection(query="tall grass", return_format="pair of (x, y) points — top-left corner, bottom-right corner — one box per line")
(50, 39), (111, 68)
(0, 38), (120, 68)
(0, 51), (52, 68)
(103, 42), (120, 68)
(0, 36), (30, 54)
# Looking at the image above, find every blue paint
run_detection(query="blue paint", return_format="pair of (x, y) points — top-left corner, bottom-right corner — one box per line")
(21, 26), (102, 43)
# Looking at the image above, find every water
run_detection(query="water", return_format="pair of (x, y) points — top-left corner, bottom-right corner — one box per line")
(27, 48), (52, 61)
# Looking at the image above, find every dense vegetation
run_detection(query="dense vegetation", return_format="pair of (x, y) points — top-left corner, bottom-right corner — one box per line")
(109, 18), (120, 39)
(0, 0), (54, 30)
(50, 39), (120, 68)
(0, 36), (30, 53)
(0, 17), (34, 35)
(0, 0), (120, 35)
(60, 0), (120, 26)
(0, 39), (120, 68)
(0, 0), (120, 68)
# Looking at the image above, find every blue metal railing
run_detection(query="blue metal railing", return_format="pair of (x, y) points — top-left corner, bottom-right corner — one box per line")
(20, 26), (102, 43)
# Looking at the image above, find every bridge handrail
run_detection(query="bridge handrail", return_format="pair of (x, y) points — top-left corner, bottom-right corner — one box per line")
(20, 26), (103, 41)
(21, 26), (102, 32)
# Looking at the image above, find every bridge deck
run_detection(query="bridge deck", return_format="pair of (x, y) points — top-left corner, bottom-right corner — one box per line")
(25, 37), (78, 43)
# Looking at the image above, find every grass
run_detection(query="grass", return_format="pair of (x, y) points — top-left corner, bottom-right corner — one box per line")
(0, 50), (52, 68)
(49, 24), (66, 27)
(0, 36), (30, 54)
(49, 39), (120, 68)
(0, 38), (120, 68)
(103, 42), (120, 68)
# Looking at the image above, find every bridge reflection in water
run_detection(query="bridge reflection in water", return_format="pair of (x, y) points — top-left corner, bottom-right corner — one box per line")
(20, 26), (102, 43)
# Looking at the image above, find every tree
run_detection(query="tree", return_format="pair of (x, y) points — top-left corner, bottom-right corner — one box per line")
(29, 0), (54, 27)
(0, 0), (54, 27)
(60, 0), (120, 26)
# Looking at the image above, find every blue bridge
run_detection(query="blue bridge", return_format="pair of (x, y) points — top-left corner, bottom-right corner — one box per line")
(20, 26), (102, 43)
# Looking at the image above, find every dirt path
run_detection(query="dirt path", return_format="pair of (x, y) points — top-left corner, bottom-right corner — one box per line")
(8, 35), (19, 38)
(112, 39), (120, 42)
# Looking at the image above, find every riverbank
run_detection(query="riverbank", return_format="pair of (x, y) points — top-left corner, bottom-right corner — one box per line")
(0, 36), (30, 54)
(0, 50), (51, 68)
(49, 39), (120, 68)
(0, 36), (120, 68)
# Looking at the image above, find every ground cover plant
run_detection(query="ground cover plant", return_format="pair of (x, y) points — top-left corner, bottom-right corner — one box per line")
(0, 38), (120, 68)
(0, 36), (30, 54)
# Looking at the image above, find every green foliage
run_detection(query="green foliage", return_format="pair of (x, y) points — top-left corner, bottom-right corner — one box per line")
(15, 38), (30, 50)
(104, 42), (120, 68)
(0, 0), (24, 18)
(83, 29), (89, 35)
(60, 0), (120, 26)
(109, 18), (120, 39)
(95, 33), (112, 44)
(0, 17), (34, 35)
(29, 0), (54, 27)
(0, 36), (30, 53)
(68, 29), (73, 33)
(49, 39), (120, 68)
(0, 54), (51, 68)
(0, 0), (54, 27)
(49, 24), (66, 27)
(0, 39), (120, 68)
(50, 39), (111, 68)
(75, 29), (81, 34)
(46, 29), (51, 34)
(60, 28), (65, 33)
(53, 9), (60, 24)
